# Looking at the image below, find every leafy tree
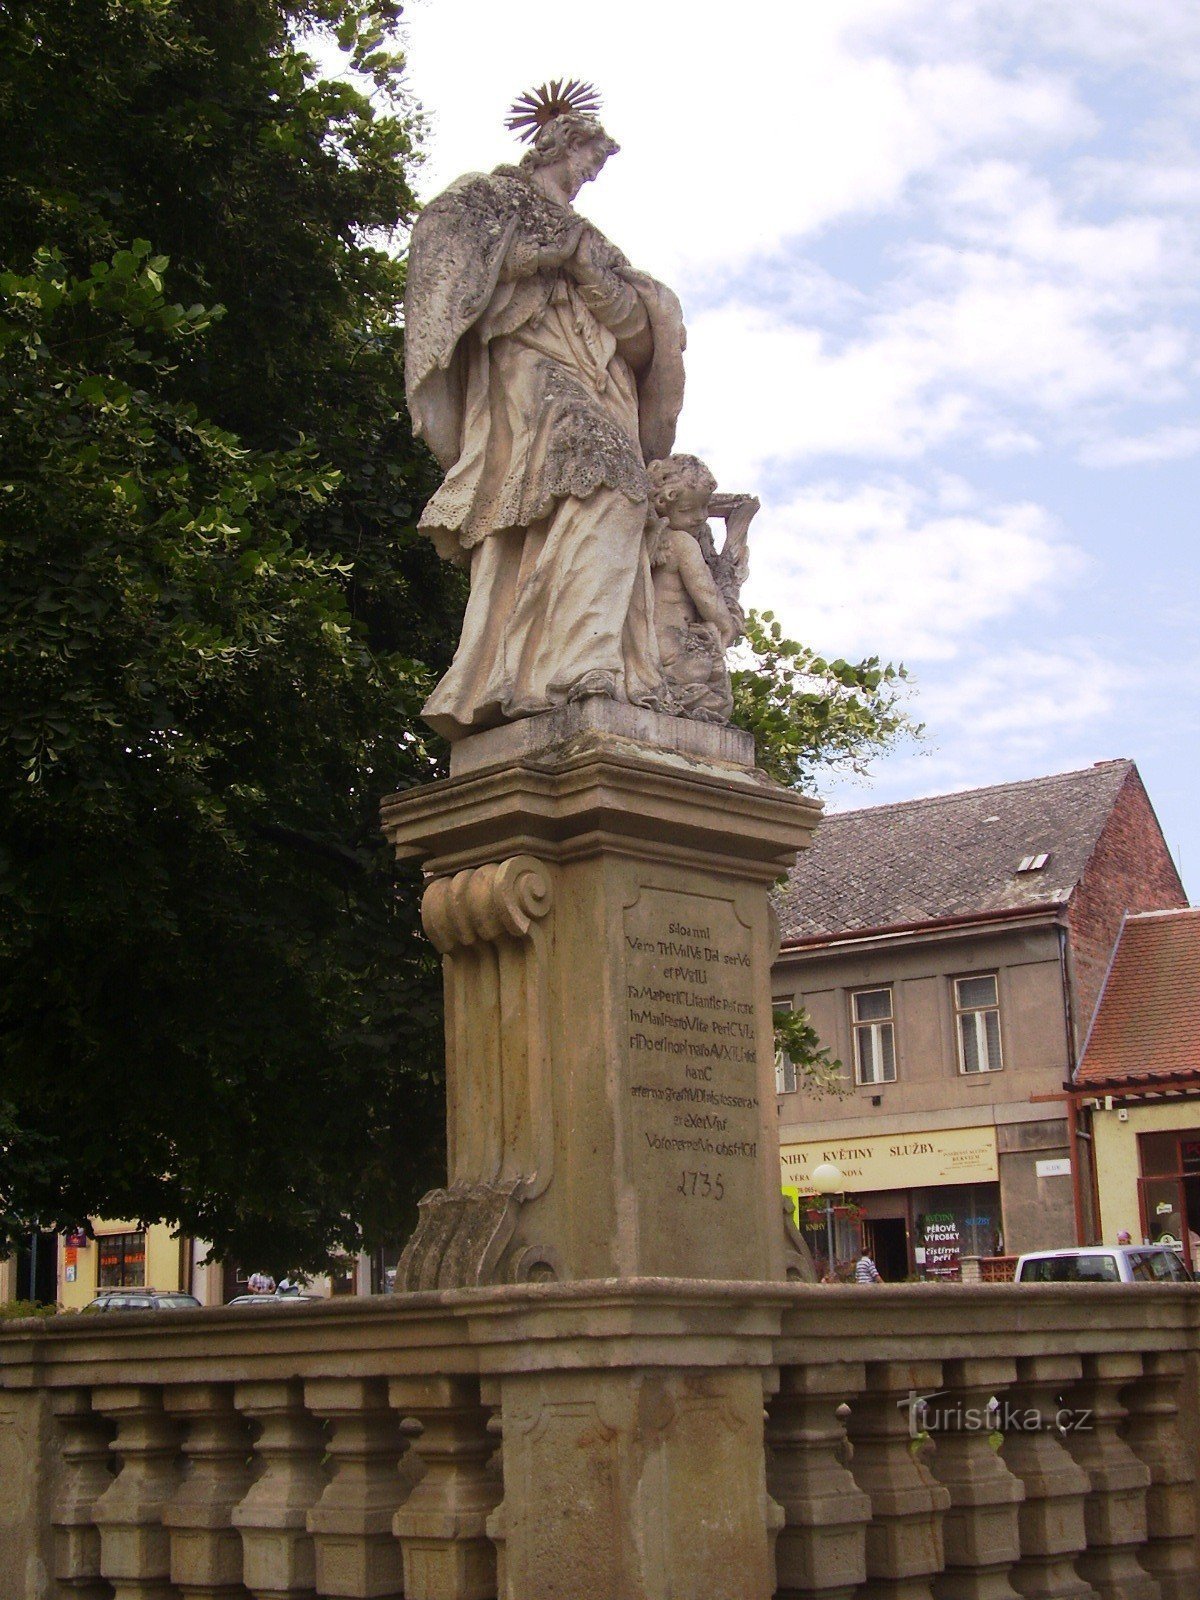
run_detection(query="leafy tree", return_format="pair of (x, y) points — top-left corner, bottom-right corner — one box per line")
(733, 612), (919, 1092)
(0, 0), (460, 1273)
(0, 1), (911, 1271)
(732, 611), (915, 790)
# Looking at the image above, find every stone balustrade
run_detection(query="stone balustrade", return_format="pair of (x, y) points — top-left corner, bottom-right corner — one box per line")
(2, 1281), (1197, 1600)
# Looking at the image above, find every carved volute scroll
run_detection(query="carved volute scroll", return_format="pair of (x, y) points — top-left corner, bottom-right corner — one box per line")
(421, 855), (553, 953)
(397, 856), (555, 1291)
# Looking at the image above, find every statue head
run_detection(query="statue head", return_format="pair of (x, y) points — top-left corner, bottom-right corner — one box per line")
(648, 455), (718, 533)
(520, 112), (619, 200)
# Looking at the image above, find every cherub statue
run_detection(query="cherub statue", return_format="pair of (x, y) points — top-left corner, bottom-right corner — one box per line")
(645, 454), (760, 723)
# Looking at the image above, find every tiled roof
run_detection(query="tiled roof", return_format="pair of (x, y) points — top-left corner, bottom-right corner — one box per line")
(776, 760), (1135, 943)
(1075, 908), (1200, 1084)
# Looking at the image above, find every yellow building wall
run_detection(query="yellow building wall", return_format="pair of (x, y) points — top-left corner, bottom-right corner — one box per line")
(1091, 1101), (1200, 1245)
(58, 1221), (185, 1310)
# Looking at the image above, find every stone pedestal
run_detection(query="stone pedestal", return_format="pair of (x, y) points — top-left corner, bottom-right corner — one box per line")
(381, 702), (820, 1289)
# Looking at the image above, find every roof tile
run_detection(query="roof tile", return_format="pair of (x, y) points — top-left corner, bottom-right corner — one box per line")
(777, 760), (1134, 943)
(1076, 908), (1200, 1084)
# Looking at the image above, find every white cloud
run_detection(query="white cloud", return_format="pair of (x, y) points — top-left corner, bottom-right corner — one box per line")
(916, 645), (1125, 740)
(399, 0), (1092, 280)
(853, 0), (1200, 80)
(742, 479), (1081, 662)
(1079, 424), (1200, 467)
(817, 640), (1129, 812)
(386, 0), (1198, 887)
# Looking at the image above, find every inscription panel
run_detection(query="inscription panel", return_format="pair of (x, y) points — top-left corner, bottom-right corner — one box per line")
(623, 886), (765, 1274)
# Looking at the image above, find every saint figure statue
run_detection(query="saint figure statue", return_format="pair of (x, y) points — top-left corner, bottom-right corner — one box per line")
(404, 85), (686, 740)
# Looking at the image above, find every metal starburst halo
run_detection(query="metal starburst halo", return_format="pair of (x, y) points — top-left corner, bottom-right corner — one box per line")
(505, 79), (603, 141)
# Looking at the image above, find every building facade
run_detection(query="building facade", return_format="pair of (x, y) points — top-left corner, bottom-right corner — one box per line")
(1072, 906), (1200, 1268)
(773, 761), (1187, 1279)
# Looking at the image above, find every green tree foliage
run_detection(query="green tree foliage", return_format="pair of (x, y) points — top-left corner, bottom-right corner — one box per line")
(734, 614), (918, 1091)
(0, 2), (911, 1269)
(0, 0), (460, 1271)
(731, 611), (915, 791)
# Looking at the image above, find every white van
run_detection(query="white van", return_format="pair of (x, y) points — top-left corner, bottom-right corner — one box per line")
(1014, 1245), (1193, 1284)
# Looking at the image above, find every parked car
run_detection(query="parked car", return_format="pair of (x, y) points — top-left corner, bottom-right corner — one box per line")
(226, 1290), (323, 1306)
(1014, 1245), (1193, 1284)
(85, 1288), (202, 1311)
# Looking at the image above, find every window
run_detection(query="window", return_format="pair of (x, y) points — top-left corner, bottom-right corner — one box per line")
(852, 988), (895, 1085)
(955, 974), (1003, 1073)
(96, 1230), (147, 1288)
(774, 1000), (797, 1093)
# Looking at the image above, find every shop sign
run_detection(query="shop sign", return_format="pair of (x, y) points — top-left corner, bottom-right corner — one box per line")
(921, 1213), (961, 1279)
(780, 1125), (998, 1195)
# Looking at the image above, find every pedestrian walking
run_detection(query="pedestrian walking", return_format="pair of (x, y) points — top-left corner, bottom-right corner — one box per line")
(854, 1250), (883, 1284)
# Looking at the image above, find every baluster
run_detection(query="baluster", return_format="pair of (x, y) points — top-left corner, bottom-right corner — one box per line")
(926, 1358), (1024, 1600)
(52, 1389), (115, 1599)
(305, 1377), (413, 1598)
(480, 1380), (505, 1600)
(765, 1361), (870, 1600)
(1002, 1355), (1097, 1600)
(1062, 1353), (1158, 1600)
(844, 1359), (951, 1600)
(90, 1385), (181, 1600)
(1121, 1350), (1199, 1600)
(389, 1375), (499, 1600)
(231, 1380), (329, 1600)
(163, 1383), (253, 1598)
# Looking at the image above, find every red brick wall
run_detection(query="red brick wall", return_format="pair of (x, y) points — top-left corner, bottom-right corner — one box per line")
(1067, 767), (1188, 1050)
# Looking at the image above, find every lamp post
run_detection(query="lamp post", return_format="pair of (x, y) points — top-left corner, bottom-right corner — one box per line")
(811, 1161), (844, 1280)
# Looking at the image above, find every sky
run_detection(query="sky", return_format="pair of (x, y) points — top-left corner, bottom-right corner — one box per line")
(388, 0), (1199, 898)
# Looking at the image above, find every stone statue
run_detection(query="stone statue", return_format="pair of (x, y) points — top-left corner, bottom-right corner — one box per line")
(405, 82), (687, 741)
(645, 455), (758, 722)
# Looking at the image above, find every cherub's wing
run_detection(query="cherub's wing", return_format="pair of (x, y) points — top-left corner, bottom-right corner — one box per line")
(709, 494), (759, 606)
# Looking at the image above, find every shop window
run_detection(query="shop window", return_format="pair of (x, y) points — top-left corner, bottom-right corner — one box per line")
(97, 1231), (146, 1288)
(852, 988), (896, 1085)
(329, 1257), (356, 1296)
(774, 999), (797, 1094)
(954, 973), (1003, 1074)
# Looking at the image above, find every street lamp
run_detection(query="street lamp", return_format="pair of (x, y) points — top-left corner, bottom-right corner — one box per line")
(811, 1161), (844, 1280)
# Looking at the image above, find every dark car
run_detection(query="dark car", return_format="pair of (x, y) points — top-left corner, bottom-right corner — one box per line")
(85, 1288), (202, 1311)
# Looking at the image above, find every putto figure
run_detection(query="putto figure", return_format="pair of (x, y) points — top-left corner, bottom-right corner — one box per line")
(646, 455), (758, 722)
(405, 83), (687, 740)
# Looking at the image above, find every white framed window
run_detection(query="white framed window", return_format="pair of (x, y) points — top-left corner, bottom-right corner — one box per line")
(955, 973), (1003, 1074)
(774, 999), (797, 1094)
(852, 988), (896, 1085)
